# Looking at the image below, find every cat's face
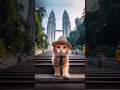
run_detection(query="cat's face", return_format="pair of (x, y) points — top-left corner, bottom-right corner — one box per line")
(53, 43), (70, 56)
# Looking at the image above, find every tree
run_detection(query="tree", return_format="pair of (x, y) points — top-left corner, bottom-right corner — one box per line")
(85, 0), (120, 57)
(67, 10), (85, 50)
(35, 6), (49, 50)
(0, 0), (30, 56)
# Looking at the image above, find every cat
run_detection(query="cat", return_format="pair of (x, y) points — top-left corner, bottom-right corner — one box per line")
(52, 43), (70, 79)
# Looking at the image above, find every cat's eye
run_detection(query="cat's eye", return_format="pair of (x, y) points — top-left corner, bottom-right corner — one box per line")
(57, 46), (60, 48)
(63, 46), (66, 49)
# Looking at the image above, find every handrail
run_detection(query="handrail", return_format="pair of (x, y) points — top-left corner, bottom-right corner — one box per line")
(0, 55), (6, 60)
(0, 56), (6, 65)
(87, 57), (119, 68)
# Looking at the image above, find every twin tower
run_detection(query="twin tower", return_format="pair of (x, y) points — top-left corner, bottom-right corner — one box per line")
(47, 10), (71, 45)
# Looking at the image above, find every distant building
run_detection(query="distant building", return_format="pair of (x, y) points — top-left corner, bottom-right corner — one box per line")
(75, 17), (83, 30)
(75, 17), (82, 27)
(47, 10), (56, 45)
(62, 10), (71, 36)
(47, 10), (71, 45)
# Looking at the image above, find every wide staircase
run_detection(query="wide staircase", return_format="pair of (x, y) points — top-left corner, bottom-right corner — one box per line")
(86, 72), (120, 89)
(86, 58), (120, 89)
(0, 59), (34, 89)
(35, 52), (85, 90)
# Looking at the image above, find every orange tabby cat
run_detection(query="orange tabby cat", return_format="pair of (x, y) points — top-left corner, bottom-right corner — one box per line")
(52, 36), (71, 79)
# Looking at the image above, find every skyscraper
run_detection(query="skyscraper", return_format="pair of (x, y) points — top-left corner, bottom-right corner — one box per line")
(47, 10), (56, 45)
(62, 10), (71, 36)
(47, 10), (71, 46)
(75, 17), (82, 27)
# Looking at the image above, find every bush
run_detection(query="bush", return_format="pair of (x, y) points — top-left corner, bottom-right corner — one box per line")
(88, 45), (116, 58)
(0, 39), (12, 58)
(102, 46), (116, 58)
(72, 45), (83, 50)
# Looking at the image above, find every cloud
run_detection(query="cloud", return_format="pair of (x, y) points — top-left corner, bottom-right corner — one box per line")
(35, 0), (85, 33)
(35, 0), (85, 7)
(46, 0), (73, 7)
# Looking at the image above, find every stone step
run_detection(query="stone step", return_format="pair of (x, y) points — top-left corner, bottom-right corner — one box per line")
(36, 83), (85, 90)
(0, 57), (17, 70)
(35, 56), (85, 60)
(86, 73), (120, 76)
(0, 72), (34, 89)
(86, 73), (120, 81)
(35, 63), (85, 74)
(35, 74), (85, 83)
(0, 72), (34, 76)
(0, 60), (34, 73)
(35, 63), (85, 65)
(0, 72), (34, 81)
(35, 58), (85, 60)
(86, 73), (120, 89)
(35, 54), (85, 74)
(35, 60), (85, 63)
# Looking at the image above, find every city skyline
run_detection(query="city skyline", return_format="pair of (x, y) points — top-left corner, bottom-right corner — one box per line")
(47, 10), (71, 43)
(35, 0), (85, 40)
(35, 0), (85, 34)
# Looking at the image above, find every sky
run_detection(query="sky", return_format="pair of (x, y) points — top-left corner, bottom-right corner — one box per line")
(35, 0), (85, 40)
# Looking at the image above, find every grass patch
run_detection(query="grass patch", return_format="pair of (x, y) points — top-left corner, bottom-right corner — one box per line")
(0, 39), (12, 58)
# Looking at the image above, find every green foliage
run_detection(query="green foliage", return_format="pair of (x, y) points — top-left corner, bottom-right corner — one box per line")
(88, 45), (116, 58)
(0, 39), (12, 58)
(35, 42), (39, 51)
(35, 7), (49, 50)
(67, 17), (85, 50)
(97, 45), (116, 58)
(85, 0), (120, 50)
(0, 0), (31, 56)
(24, 40), (32, 53)
(72, 45), (83, 50)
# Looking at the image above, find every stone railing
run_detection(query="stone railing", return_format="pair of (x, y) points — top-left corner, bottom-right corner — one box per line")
(71, 50), (84, 55)
(87, 57), (119, 68)
(0, 56), (17, 70)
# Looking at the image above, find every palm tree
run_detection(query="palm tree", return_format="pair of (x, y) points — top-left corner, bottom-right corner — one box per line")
(35, 6), (48, 50)
(36, 7), (47, 21)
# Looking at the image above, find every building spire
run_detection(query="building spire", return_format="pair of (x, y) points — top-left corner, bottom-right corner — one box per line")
(50, 9), (55, 16)
(62, 10), (71, 36)
(63, 10), (68, 16)
(47, 9), (56, 46)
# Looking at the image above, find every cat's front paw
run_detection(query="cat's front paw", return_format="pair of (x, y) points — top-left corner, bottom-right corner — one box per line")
(54, 73), (61, 77)
(62, 74), (70, 79)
